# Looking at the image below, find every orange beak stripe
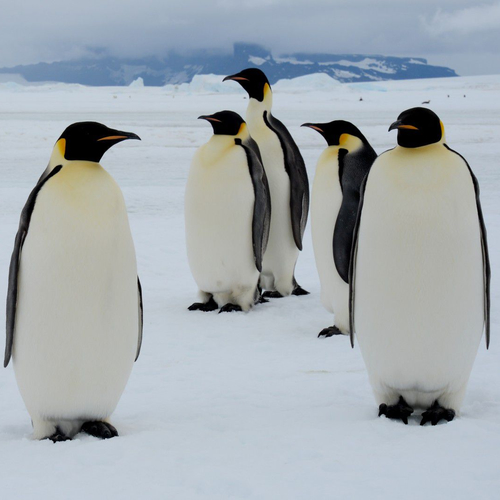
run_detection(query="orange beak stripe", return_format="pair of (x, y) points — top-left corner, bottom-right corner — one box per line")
(398, 125), (419, 130)
(97, 135), (129, 141)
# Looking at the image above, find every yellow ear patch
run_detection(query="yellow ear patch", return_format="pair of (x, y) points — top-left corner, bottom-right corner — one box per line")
(57, 138), (66, 157)
(264, 83), (271, 98)
(339, 133), (350, 146)
(338, 133), (363, 152)
(440, 121), (445, 137)
(238, 122), (247, 135)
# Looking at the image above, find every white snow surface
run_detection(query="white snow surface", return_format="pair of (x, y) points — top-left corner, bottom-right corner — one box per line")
(0, 73), (499, 499)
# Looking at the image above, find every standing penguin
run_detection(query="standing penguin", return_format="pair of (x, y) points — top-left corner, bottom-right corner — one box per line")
(350, 107), (490, 425)
(302, 121), (376, 337)
(223, 68), (309, 298)
(6, 122), (143, 441)
(185, 110), (270, 313)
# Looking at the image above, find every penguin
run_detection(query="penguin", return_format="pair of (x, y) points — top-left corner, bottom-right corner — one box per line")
(5, 122), (143, 441)
(349, 107), (490, 425)
(223, 68), (309, 298)
(185, 110), (271, 313)
(302, 121), (376, 337)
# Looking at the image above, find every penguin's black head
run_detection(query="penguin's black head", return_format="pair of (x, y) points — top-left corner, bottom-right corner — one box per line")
(389, 107), (443, 148)
(301, 120), (368, 148)
(58, 122), (141, 162)
(223, 68), (271, 102)
(198, 110), (246, 136)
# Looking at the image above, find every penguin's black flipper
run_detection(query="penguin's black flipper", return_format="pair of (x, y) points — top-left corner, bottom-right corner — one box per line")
(5, 165), (64, 368)
(444, 145), (490, 349)
(378, 396), (414, 425)
(135, 277), (143, 361)
(236, 137), (271, 273)
(81, 421), (118, 439)
(348, 172), (370, 348)
(188, 297), (219, 312)
(420, 401), (455, 426)
(264, 111), (309, 251)
(334, 147), (377, 283)
(318, 326), (344, 338)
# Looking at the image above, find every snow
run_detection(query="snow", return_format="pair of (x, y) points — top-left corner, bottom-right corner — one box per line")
(330, 58), (397, 74)
(0, 73), (500, 499)
(248, 56), (267, 66)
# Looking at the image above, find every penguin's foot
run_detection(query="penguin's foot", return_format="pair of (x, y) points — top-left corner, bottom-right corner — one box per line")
(420, 401), (455, 426)
(218, 303), (243, 313)
(292, 285), (310, 296)
(81, 421), (119, 439)
(262, 291), (284, 299)
(318, 325), (344, 338)
(378, 396), (414, 425)
(257, 295), (269, 304)
(48, 428), (72, 443)
(188, 297), (219, 312)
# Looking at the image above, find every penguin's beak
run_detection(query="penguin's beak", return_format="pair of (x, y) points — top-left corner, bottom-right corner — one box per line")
(97, 130), (141, 142)
(301, 123), (324, 133)
(223, 73), (249, 82)
(389, 120), (419, 132)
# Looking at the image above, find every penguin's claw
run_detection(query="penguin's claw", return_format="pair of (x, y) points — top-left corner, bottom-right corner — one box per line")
(262, 291), (284, 299)
(48, 428), (71, 443)
(81, 421), (118, 439)
(188, 297), (218, 312)
(420, 401), (455, 426)
(218, 304), (243, 313)
(378, 396), (414, 424)
(318, 326), (344, 338)
(292, 285), (309, 296)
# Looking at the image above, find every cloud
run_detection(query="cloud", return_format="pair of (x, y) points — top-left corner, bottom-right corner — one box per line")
(0, 0), (499, 75)
(422, 2), (500, 36)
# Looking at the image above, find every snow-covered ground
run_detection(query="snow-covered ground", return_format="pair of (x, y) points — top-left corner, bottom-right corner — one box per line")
(0, 74), (499, 499)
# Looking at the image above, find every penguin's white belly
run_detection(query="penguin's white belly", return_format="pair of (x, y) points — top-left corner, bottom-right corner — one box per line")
(185, 146), (258, 294)
(354, 146), (484, 408)
(311, 148), (349, 330)
(13, 162), (138, 421)
(251, 129), (297, 292)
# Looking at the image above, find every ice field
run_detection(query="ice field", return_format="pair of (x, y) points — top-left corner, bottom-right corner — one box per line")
(0, 73), (499, 499)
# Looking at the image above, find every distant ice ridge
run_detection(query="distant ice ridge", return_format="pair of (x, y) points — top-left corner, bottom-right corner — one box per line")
(163, 74), (242, 94)
(159, 73), (344, 95)
(129, 77), (144, 88)
(274, 73), (342, 92)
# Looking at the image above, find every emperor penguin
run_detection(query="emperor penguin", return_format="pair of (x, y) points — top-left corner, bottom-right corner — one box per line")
(5, 122), (143, 441)
(223, 68), (309, 298)
(302, 121), (376, 337)
(350, 107), (490, 425)
(185, 110), (271, 313)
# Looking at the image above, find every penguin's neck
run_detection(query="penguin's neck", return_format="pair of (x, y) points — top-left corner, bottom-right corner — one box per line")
(202, 135), (237, 163)
(46, 138), (69, 174)
(245, 85), (273, 133)
(318, 146), (341, 170)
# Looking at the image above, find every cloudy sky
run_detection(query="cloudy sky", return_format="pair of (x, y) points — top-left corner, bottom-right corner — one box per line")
(1, 0), (499, 75)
